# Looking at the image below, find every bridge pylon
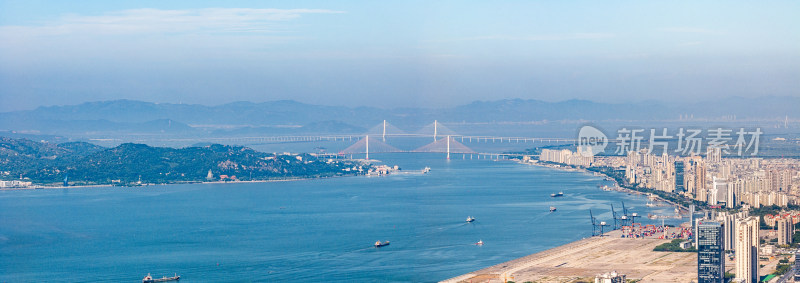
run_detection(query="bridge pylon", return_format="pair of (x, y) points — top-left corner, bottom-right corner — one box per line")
(339, 135), (402, 157)
(434, 120), (438, 141)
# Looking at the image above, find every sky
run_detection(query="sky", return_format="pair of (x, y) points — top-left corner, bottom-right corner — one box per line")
(0, 0), (799, 112)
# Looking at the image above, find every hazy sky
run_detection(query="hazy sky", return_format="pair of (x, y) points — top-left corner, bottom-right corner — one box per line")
(1, 0), (798, 112)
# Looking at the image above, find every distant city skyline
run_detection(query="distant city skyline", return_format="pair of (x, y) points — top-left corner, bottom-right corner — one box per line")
(1, 1), (799, 112)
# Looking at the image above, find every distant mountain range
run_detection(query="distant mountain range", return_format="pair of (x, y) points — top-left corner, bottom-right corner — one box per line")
(0, 97), (796, 137)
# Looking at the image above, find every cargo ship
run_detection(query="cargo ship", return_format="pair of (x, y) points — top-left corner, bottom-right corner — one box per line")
(374, 241), (390, 247)
(550, 192), (564, 197)
(142, 273), (180, 283)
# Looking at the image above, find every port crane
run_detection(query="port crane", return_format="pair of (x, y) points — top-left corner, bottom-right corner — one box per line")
(611, 204), (622, 230)
(630, 212), (640, 224)
(621, 201), (640, 226)
(620, 202), (630, 226)
(590, 210), (609, 237)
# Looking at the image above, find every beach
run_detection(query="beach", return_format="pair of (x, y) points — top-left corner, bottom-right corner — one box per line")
(440, 230), (697, 283)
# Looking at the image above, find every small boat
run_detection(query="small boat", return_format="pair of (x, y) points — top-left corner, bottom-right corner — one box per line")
(466, 216), (475, 222)
(550, 192), (564, 197)
(550, 206), (557, 212)
(475, 240), (483, 246)
(374, 241), (390, 247)
(423, 167), (431, 173)
(142, 273), (180, 283)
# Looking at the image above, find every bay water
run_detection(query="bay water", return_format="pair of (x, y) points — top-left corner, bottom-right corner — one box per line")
(0, 153), (682, 282)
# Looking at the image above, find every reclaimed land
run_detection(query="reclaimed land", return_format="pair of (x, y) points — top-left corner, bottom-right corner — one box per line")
(440, 230), (697, 283)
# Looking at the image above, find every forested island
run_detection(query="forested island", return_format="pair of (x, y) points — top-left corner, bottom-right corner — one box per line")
(0, 137), (369, 187)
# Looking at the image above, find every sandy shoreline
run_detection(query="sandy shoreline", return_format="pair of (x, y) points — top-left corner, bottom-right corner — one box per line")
(439, 230), (696, 283)
(437, 160), (694, 282)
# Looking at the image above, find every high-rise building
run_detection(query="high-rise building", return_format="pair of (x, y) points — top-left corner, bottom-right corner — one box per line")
(695, 217), (701, 247)
(711, 176), (728, 207)
(717, 211), (748, 251)
(689, 204), (696, 240)
(697, 188), (708, 203)
(777, 217), (793, 246)
(697, 221), (725, 283)
(794, 251), (800, 281)
(726, 183), (737, 208)
(695, 160), (707, 195)
(708, 186), (719, 206)
(735, 217), (759, 283)
(707, 147), (722, 163)
(675, 161), (686, 193)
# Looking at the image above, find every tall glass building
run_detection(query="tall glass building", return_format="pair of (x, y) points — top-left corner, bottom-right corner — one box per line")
(794, 251), (800, 281)
(697, 221), (724, 283)
(675, 160), (685, 192)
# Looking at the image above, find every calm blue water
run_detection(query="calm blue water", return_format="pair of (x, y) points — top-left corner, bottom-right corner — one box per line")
(0, 153), (681, 282)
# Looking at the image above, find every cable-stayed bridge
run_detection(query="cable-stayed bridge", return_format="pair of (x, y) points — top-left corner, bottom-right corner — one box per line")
(188, 121), (574, 143)
(189, 134), (575, 144)
(156, 120), (578, 159)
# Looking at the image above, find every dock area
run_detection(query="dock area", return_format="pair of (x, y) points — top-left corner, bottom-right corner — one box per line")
(440, 230), (697, 283)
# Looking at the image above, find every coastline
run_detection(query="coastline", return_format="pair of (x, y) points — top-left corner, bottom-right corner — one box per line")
(520, 160), (689, 212)
(1, 162), (427, 192)
(437, 159), (693, 282)
(439, 230), (696, 283)
(0, 184), (114, 191)
(0, 175), (351, 192)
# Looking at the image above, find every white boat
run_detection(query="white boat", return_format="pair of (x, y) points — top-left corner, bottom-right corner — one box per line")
(550, 206), (557, 212)
(475, 240), (483, 246)
(466, 216), (475, 222)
